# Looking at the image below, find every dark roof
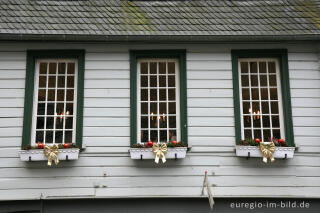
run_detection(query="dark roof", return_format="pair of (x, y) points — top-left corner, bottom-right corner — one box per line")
(0, 0), (320, 41)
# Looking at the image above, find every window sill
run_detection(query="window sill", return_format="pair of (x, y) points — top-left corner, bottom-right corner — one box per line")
(19, 148), (80, 162)
(235, 145), (295, 158)
(129, 147), (187, 160)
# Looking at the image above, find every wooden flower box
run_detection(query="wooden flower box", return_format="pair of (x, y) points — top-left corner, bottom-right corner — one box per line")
(235, 145), (295, 158)
(129, 147), (187, 160)
(19, 148), (80, 161)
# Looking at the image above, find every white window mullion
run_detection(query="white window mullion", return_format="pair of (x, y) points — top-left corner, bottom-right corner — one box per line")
(266, 61), (273, 138)
(166, 61), (169, 142)
(43, 62), (49, 144)
(147, 62), (151, 142)
(157, 62), (160, 143)
(62, 63), (68, 144)
(257, 62), (264, 141)
(247, 62), (254, 139)
(52, 62), (58, 144)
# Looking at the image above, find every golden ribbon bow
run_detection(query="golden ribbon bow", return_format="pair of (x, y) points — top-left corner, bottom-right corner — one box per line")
(259, 142), (275, 163)
(152, 143), (168, 164)
(44, 144), (59, 166)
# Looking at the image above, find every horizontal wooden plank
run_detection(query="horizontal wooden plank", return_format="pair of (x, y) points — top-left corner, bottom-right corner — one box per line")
(85, 70), (129, 79)
(187, 60), (231, 70)
(292, 108), (320, 117)
(0, 137), (21, 147)
(0, 61), (25, 70)
(0, 108), (23, 117)
(0, 98), (24, 107)
(294, 127), (320, 136)
(84, 98), (129, 108)
(188, 117), (234, 127)
(188, 108), (234, 117)
(295, 137), (320, 146)
(297, 146), (320, 153)
(288, 52), (319, 61)
(288, 61), (319, 70)
(85, 147), (129, 153)
(0, 52), (26, 60)
(0, 70), (25, 79)
(187, 70), (232, 80)
(86, 60), (129, 70)
(291, 89), (320, 98)
(0, 147), (19, 157)
(83, 127), (130, 137)
(290, 80), (320, 89)
(84, 89), (129, 98)
(188, 80), (233, 89)
(0, 127), (22, 137)
(84, 117), (129, 127)
(293, 117), (320, 127)
(189, 137), (235, 146)
(86, 53), (129, 61)
(189, 127), (235, 136)
(0, 89), (25, 98)
(0, 80), (25, 89)
(290, 70), (320, 80)
(0, 118), (23, 127)
(187, 89), (233, 98)
(187, 52), (231, 61)
(187, 98), (233, 108)
(84, 108), (129, 117)
(191, 146), (234, 153)
(85, 79), (129, 89)
(291, 98), (320, 108)
(83, 137), (130, 146)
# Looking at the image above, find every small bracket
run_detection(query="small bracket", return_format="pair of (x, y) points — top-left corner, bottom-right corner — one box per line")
(283, 153), (287, 160)
(175, 153), (177, 160)
(66, 155), (69, 161)
(246, 152), (250, 160)
(140, 154), (143, 160)
(29, 156), (32, 162)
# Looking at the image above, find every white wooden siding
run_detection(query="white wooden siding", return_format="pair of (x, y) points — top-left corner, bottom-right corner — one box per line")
(0, 42), (319, 200)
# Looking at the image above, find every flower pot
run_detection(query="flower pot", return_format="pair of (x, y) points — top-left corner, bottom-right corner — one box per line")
(19, 148), (80, 161)
(235, 145), (295, 158)
(129, 147), (187, 160)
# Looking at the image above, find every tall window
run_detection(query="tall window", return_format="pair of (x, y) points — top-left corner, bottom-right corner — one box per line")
(32, 60), (77, 145)
(239, 59), (284, 142)
(137, 59), (180, 143)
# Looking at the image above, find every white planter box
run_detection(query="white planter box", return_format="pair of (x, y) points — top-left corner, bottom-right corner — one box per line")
(19, 148), (80, 161)
(129, 147), (187, 160)
(236, 145), (295, 158)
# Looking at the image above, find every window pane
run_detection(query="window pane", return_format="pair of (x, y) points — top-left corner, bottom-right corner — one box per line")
(244, 129), (252, 139)
(169, 102), (176, 114)
(47, 89), (55, 101)
(241, 75), (249, 86)
(273, 129), (280, 139)
(49, 63), (56, 74)
(140, 76), (148, 87)
(262, 116), (270, 127)
(261, 88), (268, 100)
(270, 88), (278, 100)
(268, 62), (276, 73)
(67, 76), (74, 88)
(150, 103), (157, 115)
(58, 76), (65, 87)
(242, 89), (249, 100)
(259, 62), (267, 73)
(48, 76), (56, 88)
(271, 102), (279, 114)
(254, 129), (261, 139)
(250, 62), (257, 73)
(55, 131), (63, 143)
(168, 76), (175, 87)
(263, 129), (271, 141)
(159, 62), (166, 74)
(272, 116), (280, 127)
(251, 88), (259, 100)
(150, 117), (157, 128)
(159, 102), (167, 114)
(169, 130), (177, 141)
(150, 89), (157, 101)
(46, 131), (53, 143)
(46, 117), (54, 129)
(252, 102), (260, 114)
(159, 76), (166, 87)
(57, 89), (64, 101)
(141, 103), (148, 114)
(261, 102), (269, 114)
(150, 62), (157, 74)
(240, 62), (248, 73)
(37, 103), (45, 115)
(160, 117), (167, 128)
(39, 76), (47, 87)
(140, 130), (148, 142)
(39, 63), (47, 74)
(168, 62), (175, 74)
(36, 117), (44, 129)
(58, 63), (66, 74)
(243, 116), (251, 127)
(56, 103), (64, 115)
(253, 117), (261, 127)
(56, 117), (64, 129)
(47, 103), (54, 115)
(269, 75), (277, 86)
(67, 63), (75, 74)
(168, 89), (175, 100)
(250, 75), (258, 86)
(141, 116), (148, 128)
(150, 76), (157, 87)
(38, 89), (46, 101)
(67, 89), (74, 101)
(65, 117), (73, 129)
(160, 130), (167, 142)
(159, 89), (166, 101)
(66, 103), (73, 115)
(65, 131), (73, 143)
(150, 130), (158, 142)
(242, 102), (250, 114)
(169, 116), (176, 128)
(141, 89), (148, 101)
(35, 131), (44, 143)
(260, 75), (267, 86)
(141, 62), (148, 74)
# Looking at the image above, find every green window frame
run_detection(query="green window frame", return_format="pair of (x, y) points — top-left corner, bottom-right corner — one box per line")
(232, 49), (294, 146)
(130, 50), (188, 147)
(21, 50), (85, 149)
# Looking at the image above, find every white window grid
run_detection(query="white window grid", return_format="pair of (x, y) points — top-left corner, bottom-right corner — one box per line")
(137, 58), (181, 144)
(31, 59), (78, 145)
(238, 58), (285, 142)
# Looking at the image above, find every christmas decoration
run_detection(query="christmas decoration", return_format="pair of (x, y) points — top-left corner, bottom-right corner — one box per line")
(152, 143), (168, 164)
(172, 140), (177, 145)
(147, 141), (153, 147)
(44, 144), (59, 166)
(63, 143), (70, 148)
(255, 138), (260, 144)
(259, 142), (275, 163)
(37, 143), (44, 149)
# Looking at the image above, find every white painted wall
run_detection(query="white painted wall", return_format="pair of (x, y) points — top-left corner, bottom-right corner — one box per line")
(0, 42), (319, 200)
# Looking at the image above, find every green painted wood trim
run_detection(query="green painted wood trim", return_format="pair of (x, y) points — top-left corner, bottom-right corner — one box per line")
(231, 49), (295, 146)
(21, 50), (85, 149)
(129, 50), (188, 147)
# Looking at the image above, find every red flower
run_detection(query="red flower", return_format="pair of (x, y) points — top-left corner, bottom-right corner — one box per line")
(172, 140), (177, 145)
(63, 143), (70, 148)
(278, 139), (285, 144)
(37, 143), (44, 149)
(255, 138), (260, 143)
